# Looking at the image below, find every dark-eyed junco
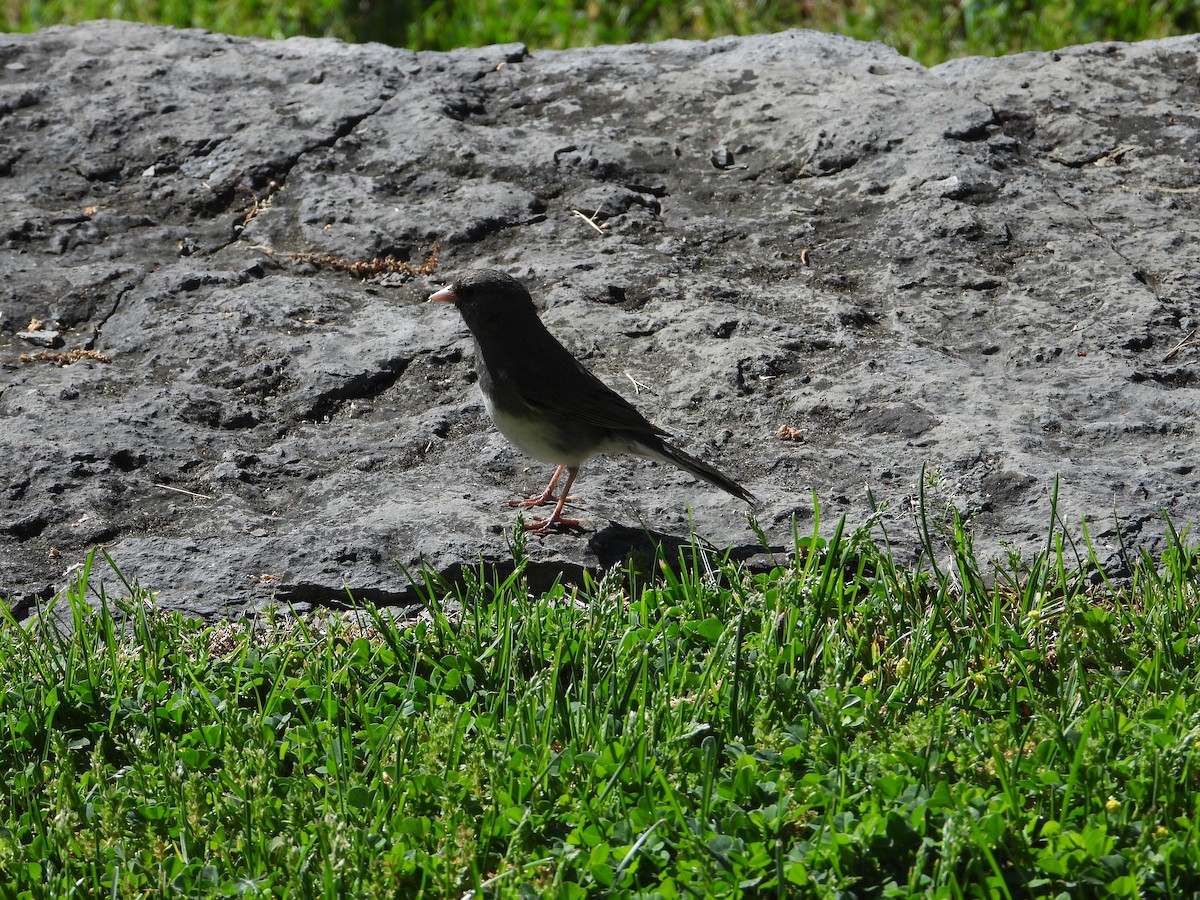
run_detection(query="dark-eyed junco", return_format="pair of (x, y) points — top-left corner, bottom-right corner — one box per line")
(431, 269), (756, 533)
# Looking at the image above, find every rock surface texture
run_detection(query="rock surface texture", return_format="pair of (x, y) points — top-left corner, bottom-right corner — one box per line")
(2, 22), (1197, 619)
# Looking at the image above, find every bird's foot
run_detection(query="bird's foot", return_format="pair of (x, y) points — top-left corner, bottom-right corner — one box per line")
(512, 465), (584, 534)
(526, 511), (585, 534)
(506, 464), (578, 509)
(506, 492), (578, 509)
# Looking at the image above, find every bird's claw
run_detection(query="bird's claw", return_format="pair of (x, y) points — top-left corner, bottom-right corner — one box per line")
(526, 512), (585, 534)
(506, 493), (578, 509)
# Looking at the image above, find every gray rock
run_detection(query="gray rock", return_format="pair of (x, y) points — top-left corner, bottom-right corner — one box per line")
(1, 22), (1197, 619)
(16, 330), (61, 347)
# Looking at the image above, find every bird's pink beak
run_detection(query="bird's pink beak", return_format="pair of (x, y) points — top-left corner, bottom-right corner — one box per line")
(429, 286), (457, 303)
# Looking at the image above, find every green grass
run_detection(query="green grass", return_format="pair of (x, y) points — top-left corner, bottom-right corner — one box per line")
(3, 484), (1199, 897)
(3, 0), (1198, 65)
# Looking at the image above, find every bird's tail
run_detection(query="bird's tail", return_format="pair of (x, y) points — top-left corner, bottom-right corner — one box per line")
(643, 439), (758, 506)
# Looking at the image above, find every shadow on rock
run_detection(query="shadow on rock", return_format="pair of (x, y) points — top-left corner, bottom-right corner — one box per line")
(586, 522), (783, 580)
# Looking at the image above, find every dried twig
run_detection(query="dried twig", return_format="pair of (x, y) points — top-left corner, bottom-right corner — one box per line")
(239, 180), (279, 228)
(1163, 328), (1197, 363)
(153, 483), (214, 501)
(624, 371), (652, 395)
(571, 208), (608, 235)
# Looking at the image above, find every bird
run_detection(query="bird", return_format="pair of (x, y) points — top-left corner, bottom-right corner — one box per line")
(430, 269), (757, 534)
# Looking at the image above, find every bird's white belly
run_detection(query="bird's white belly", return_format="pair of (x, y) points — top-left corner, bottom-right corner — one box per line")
(482, 393), (621, 466)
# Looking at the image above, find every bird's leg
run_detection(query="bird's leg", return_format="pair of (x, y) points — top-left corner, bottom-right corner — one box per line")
(527, 467), (584, 533)
(506, 465), (578, 509)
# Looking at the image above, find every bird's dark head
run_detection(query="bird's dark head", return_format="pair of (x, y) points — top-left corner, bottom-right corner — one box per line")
(429, 269), (538, 333)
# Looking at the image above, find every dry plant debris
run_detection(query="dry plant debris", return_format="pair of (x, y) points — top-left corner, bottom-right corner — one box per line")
(20, 349), (112, 365)
(777, 424), (805, 442)
(292, 243), (440, 279)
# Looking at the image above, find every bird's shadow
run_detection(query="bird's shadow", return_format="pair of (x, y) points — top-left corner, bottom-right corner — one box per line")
(379, 519), (792, 611)
(583, 520), (785, 581)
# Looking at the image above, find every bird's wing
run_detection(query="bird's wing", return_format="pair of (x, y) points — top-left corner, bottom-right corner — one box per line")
(509, 347), (670, 437)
